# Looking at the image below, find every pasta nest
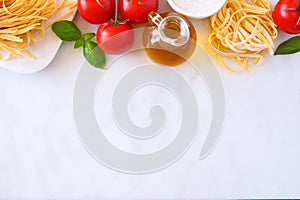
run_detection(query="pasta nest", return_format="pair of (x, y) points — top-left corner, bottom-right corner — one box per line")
(209, 0), (278, 73)
(0, 0), (76, 60)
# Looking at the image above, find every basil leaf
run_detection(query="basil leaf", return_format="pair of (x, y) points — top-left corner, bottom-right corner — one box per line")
(52, 20), (82, 41)
(83, 41), (106, 69)
(275, 36), (300, 55)
(74, 38), (84, 49)
(83, 33), (96, 41)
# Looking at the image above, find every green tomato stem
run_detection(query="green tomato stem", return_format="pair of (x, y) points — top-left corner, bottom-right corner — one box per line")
(285, 8), (300, 11)
(114, 0), (118, 24)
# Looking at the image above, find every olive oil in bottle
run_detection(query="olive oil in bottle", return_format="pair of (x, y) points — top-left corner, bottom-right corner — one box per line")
(142, 12), (197, 67)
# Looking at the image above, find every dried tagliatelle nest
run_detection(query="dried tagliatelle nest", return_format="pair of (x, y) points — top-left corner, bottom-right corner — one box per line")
(208, 0), (278, 73)
(0, 0), (76, 60)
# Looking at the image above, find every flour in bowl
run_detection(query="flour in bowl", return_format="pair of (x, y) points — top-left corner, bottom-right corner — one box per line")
(171, 0), (224, 16)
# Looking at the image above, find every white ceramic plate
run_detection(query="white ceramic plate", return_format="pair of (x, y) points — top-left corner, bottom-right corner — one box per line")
(0, 2), (77, 74)
(167, 0), (226, 19)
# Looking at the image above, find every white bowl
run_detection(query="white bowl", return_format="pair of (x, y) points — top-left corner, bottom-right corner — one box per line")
(167, 0), (226, 19)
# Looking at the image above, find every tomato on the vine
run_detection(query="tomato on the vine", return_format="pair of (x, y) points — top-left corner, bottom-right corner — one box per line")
(96, 20), (134, 54)
(273, 0), (300, 34)
(119, 0), (158, 24)
(78, 0), (115, 24)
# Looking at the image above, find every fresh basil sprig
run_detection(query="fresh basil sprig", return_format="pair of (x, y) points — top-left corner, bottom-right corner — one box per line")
(52, 20), (106, 69)
(52, 20), (82, 41)
(83, 40), (106, 69)
(275, 36), (300, 55)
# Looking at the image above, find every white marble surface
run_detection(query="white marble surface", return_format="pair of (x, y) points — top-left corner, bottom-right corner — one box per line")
(1, 0), (300, 198)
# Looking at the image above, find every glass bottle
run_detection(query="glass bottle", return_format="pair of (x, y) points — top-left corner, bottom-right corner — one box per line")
(142, 12), (197, 67)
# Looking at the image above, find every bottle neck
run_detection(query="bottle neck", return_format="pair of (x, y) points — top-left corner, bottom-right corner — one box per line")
(149, 12), (190, 47)
(158, 14), (190, 47)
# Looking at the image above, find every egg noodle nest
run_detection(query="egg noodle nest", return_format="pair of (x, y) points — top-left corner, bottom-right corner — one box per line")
(0, 0), (76, 60)
(209, 0), (277, 73)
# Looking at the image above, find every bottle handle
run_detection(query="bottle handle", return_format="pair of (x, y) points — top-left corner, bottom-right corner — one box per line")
(148, 12), (163, 27)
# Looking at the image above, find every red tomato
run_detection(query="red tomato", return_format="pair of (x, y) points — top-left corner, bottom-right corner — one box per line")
(78, 0), (115, 24)
(96, 20), (134, 54)
(273, 0), (300, 34)
(119, 0), (158, 24)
